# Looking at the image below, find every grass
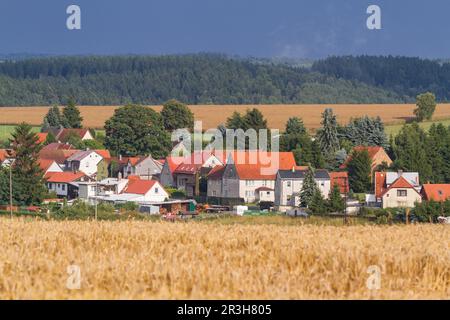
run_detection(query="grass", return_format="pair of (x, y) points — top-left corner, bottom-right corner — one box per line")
(0, 125), (40, 142)
(385, 118), (450, 136)
(0, 217), (448, 299)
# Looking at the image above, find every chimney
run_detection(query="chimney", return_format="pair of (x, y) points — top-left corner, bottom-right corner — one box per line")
(118, 172), (122, 181)
(292, 166), (295, 173)
(398, 170), (403, 176)
(119, 154), (122, 161)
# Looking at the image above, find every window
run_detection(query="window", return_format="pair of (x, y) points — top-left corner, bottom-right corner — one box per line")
(62, 184), (65, 191)
(155, 187), (159, 194)
(287, 181), (291, 187)
(397, 190), (407, 197)
(212, 191), (217, 196)
(266, 191), (271, 195)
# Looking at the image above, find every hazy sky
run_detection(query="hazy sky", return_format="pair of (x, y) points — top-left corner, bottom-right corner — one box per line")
(1, 0), (449, 58)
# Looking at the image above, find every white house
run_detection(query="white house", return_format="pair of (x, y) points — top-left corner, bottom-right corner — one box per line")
(78, 177), (130, 200)
(122, 179), (169, 202)
(380, 176), (422, 209)
(45, 171), (93, 199)
(39, 159), (63, 175)
(123, 155), (163, 180)
(207, 152), (297, 204)
(274, 168), (331, 212)
(65, 150), (103, 177)
(373, 171), (421, 207)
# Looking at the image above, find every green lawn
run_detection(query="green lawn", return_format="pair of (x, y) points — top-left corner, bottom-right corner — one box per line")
(0, 125), (40, 142)
(385, 118), (450, 136)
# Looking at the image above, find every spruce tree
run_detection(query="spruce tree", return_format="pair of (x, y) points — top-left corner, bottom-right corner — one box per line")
(309, 190), (327, 214)
(9, 123), (47, 205)
(317, 108), (340, 158)
(328, 183), (345, 213)
(300, 166), (319, 208)
(347, 149), (372, 193)
(63, 98), (83, 128)
(44, 106), (62, 128)
(393, 123), (432, 182)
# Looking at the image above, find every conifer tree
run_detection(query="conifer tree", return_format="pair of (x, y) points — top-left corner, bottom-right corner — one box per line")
(300, 166), (319, 208)
(9, 123), (47, 205)
(63, 98), (83, 128)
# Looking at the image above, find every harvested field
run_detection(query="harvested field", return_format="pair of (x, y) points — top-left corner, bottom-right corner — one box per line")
(1, 104), (450, 130)
(0, 218), (448, 299)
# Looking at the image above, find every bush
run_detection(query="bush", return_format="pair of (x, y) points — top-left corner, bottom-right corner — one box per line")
(166, 187), (186, 199)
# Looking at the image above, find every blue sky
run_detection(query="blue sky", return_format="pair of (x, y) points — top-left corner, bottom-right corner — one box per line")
(1, 0), (449, 58)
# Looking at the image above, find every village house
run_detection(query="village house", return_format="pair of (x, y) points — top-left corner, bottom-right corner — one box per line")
(160, 156), (187, 187)
(38, 159), (63, 176)
(207, 151), (297, 204)
(161, 151), (224, 196)
(53, 128), (94, 143)
(329, 171), (350, 195)
(371, 171), (422, 208)
(421, 184), (450, 202)
(122, 155), (163, 180)
(341, 146), (393, 176)
(45, 171), (94, 199)
(64, 150), (105, 177)
(274, 168), (331, 212)
(86, 178), (169, 204)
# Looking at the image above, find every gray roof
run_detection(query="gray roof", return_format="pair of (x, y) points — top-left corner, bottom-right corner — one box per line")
(66, 150), (98, 162)
(278, 169), (330, 180)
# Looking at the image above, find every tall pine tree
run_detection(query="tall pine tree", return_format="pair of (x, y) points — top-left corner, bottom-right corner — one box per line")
(300, 166), (319, 208)
(63, 98), (83, 128)
(9, 123), (47, 205)
(317, 108), (340, 159)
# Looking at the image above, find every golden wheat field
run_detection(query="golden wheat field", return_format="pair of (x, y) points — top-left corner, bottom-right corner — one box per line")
(0, 218), (448, 300)
(2, 104), (450, 130)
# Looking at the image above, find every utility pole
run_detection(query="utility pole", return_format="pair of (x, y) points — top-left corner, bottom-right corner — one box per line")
(94, 177), (98, 221)
(9, 161), (13, 219)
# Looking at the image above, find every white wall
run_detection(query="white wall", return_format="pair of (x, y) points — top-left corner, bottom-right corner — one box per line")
(142, 183), (169, 202)
(382, 188), (422, 208)
(47, 182), (68, 197)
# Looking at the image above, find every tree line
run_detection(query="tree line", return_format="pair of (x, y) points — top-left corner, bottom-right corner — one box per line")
(312, 55), (450, 101)
(0, 54), (408, 106)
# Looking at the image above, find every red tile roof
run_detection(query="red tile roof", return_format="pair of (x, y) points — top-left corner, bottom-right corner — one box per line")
(56, 129), (91, 142)
(166, 157), (186, 173)
(0, 149), (9, 162)
(124, 180), (158, 195)
(207, 165), (226, 179)
(174, 163), (202, 175)
(233, 152), (296, 180)
(380, 176), (420, 197)
(41, 142), (74, 151)
(94, 149), (111, 159)
(329, 172), (350, 194)
(421, 184), (450, 202)
(45, 171), (87, 183)
(341, 146), (389, 169)
(39, 149), (80, 164)
(36, 133), (48, 144)
(38, 159), (57, 172)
